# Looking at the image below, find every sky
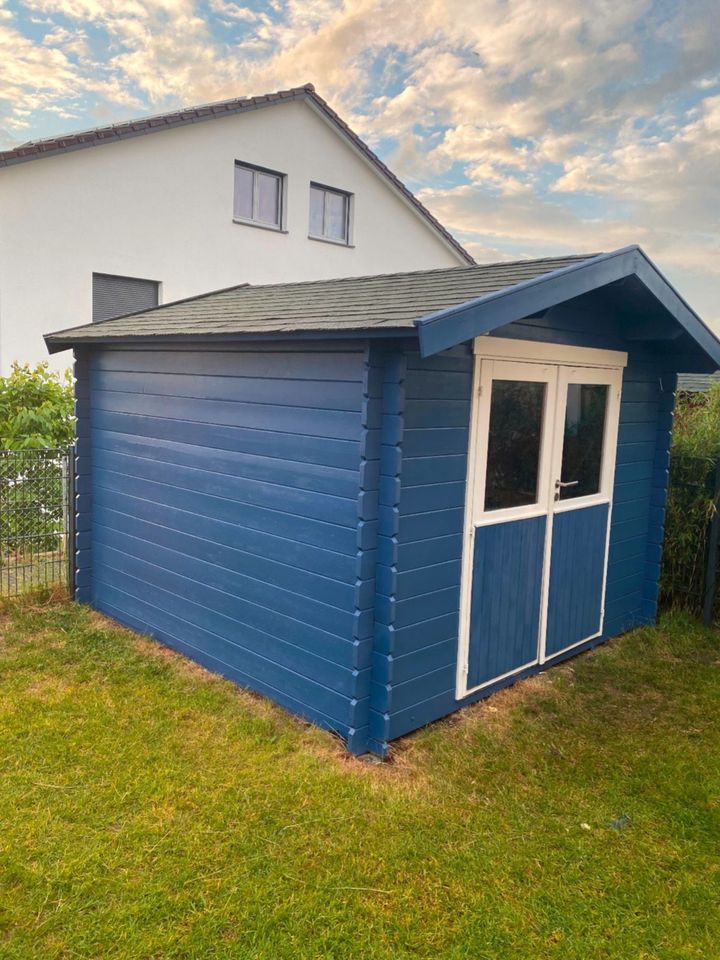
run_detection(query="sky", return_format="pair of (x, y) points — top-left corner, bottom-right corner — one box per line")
(2, 0), (719, 323)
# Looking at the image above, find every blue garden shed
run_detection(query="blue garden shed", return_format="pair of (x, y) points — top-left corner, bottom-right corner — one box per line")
(46, 246), (720, 756)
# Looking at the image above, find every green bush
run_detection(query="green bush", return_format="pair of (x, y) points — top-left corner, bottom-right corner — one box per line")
(0, 363), (75, 450)
(0, 365), (75, 561)
(660, 385), (720, 614)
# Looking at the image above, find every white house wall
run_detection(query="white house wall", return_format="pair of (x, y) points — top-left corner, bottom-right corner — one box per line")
(0, 100), (462, 372)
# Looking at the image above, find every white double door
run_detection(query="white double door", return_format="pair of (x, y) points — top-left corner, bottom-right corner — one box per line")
(457, 340), (626, 699)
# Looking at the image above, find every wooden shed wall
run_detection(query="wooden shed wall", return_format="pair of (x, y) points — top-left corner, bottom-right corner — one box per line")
(76, 342), (377, 751)
(372, 327), (677, 752)
(73, 319), (677, 757)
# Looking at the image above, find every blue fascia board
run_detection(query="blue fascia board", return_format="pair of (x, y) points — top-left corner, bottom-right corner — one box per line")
(46, 327), (411, 355)
(415, 245), (720, 367)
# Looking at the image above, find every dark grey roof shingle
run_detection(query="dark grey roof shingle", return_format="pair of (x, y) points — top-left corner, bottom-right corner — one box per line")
(0, 83), (473, 265)
(45, 254), (594, 351)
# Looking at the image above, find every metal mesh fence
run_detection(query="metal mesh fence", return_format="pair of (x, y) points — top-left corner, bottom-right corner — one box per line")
(0, 448), (73, 597)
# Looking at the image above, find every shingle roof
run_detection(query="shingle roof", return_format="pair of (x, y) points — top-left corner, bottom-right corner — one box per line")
(45, 254), (594, 352)
(0, 83), (473, 265)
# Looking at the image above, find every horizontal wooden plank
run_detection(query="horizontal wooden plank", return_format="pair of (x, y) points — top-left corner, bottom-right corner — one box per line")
(394, 533), (464, 571)
(617, 420), (660, 444)
(94, 566), (359, 695)
(92, 447), (358, 528)
(402, 427), (470, 458)
(399, 481), (466, 515)
(91, 409), (361, 470)
(92, 429), (360, 499)
(92, 548), (353, 661)
(93, 471), (358, 555)
(91, 388), (361, 440)
(615, 441), (657, 465)
(383, 663), (457, 713)
(401, 454), (468, 486)
(93, 528), (354, 636)
(392, 585), (461, 629)
(92, 486), (356, 583)
(397, 507), (465, 543)
(374, 612), (459, 658)
(403, 399), (472, 429)
(611, 498), (650, 524)
(612, 478), (652, 504)
(394, 559), (461, 600)
(404, 370), (472, 400)
(90, 368), (363, 411)
(605, 570), (645, 601)
(95, 506), (355, 609)
(373, 637), (457, 686)
(93, 346), (365, 381)
(608, 535), (646, 564)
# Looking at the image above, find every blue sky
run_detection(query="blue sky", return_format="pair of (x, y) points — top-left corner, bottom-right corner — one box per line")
(2, 0), (719, 323)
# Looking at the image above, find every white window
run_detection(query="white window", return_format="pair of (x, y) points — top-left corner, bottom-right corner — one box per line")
(309, 183), (351, 244)
(234, 161), (283, 229)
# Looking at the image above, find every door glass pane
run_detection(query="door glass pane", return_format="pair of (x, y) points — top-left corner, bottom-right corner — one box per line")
(233, 165), (253, 220)
(559, 383), (608, 500)
(256, 172), (280, 225)
(484, 379), (546, 511)
(325, 191), (348, 241)
(309, 186), (325, 236)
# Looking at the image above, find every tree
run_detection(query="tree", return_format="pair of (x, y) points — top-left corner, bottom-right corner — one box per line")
(0, 363), (75, 450)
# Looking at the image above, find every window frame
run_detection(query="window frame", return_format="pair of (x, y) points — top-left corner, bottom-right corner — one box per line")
(233, 160), (285, 232)
(308, 181), (353, 246)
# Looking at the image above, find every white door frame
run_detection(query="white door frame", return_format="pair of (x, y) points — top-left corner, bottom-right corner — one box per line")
(455, 337), (627, 700)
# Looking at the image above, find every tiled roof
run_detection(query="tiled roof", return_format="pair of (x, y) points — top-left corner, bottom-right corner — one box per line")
(0, 83), (473, 265)
(46, 254), (593, 351)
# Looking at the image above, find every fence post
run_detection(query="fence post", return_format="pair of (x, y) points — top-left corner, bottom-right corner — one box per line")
(702, 456), (720, 626)
(66, 446), (76, 596)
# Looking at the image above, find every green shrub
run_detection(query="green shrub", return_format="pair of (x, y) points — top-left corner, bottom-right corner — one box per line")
(0, 363), (75, 450)
(660, 385), (720, 614)
(671, 384), (720, 459)
(0, 365), (74, 561)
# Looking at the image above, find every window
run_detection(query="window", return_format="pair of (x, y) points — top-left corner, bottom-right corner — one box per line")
(92, 273), (159, 322)
(558, 383), (609, 500)
(309, 183), (351, 244)
(484, 379), (546, 511)
(233, 161), (283, 229)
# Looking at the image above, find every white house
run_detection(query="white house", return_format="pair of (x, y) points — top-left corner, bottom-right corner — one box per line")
(0, 83), (472, 373)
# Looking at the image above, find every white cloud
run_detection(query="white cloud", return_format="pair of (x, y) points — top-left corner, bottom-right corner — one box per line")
(1, 0), (718, 318)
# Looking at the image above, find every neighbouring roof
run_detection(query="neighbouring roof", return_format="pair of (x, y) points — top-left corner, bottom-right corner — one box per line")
(677, 372), (720, 392)
(0, 83), (473, 265)
(45, 253), (591, 351)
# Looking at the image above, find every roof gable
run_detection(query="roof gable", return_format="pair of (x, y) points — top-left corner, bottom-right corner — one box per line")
(415, 246), (720, 366)
(0, 84), (473, 265)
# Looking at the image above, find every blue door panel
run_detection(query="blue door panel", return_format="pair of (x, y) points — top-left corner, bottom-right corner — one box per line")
(467, 515), (545, 689)
(545, 503), (609, 658)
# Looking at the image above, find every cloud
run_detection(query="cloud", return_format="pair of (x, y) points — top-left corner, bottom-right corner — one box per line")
(1, 0), (718, 320)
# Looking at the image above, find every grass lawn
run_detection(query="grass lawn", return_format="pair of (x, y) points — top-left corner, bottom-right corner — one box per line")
(0, 599), (718, 959)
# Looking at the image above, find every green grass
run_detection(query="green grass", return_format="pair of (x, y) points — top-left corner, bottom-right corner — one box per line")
(0, 600), (719, 959)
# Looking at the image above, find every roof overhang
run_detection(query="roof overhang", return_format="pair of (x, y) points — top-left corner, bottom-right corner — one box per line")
(415, 246), (720, 366)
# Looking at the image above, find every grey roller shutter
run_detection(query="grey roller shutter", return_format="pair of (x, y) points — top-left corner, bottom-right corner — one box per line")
(92, 273), (160, 322)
